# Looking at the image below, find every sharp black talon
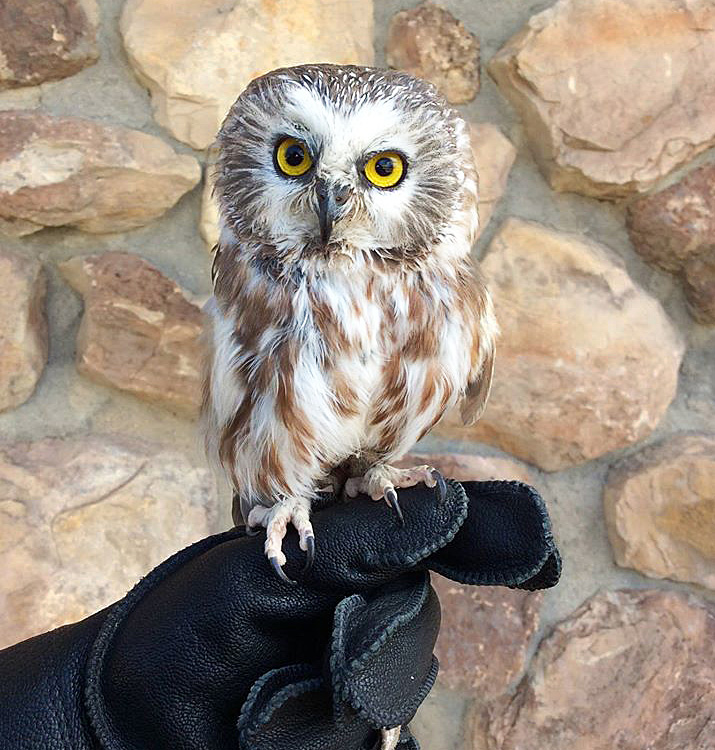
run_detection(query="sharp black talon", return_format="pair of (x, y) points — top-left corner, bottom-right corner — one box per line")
(270, 556), (297, 585)
(302, 536), (315, 574)
(245, 525), (261, 537)
(385, 488), (404, 525)
(431, 469), (447, 504)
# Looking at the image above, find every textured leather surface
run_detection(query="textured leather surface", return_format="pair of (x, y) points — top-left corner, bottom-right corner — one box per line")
(0, 480), (560, 750)
(0, 611), (105, 749)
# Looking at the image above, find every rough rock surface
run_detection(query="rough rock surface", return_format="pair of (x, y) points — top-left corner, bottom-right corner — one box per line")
(386, 2), (479, 104)
(121, 0), (375, 150)
(0, 249), (47, 412)
(432, 576), (541, 696)
(437, 219), (685, 471)
(0, 110), (201, 236)
(0, 434), (216, 649)
(0, 0), (99, 89)
(627, 164), (715, 323)
(60, 252), (203, 415)
(397, 451), (532, 485)
(489, 0), (715, 199)
(486, 590), (715, 749)
(604, 433), (715, 589)
(200, 160), (220, 249)
(469, 123), (516, 238)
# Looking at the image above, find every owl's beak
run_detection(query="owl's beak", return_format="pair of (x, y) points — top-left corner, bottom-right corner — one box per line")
(315, 179), (351, 244)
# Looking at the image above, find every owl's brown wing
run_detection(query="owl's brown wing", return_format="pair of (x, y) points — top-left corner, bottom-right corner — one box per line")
(460, 339), (495, 426)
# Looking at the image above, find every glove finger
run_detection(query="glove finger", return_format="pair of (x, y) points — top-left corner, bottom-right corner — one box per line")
(427, 480), (562, 590)
(328, 571), (440, 731)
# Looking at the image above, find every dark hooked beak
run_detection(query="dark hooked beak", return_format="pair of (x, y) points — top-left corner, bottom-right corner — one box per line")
(315, 179), (351, 245)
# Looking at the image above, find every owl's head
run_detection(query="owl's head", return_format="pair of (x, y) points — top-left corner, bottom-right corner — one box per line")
(215, 64), (478, 264)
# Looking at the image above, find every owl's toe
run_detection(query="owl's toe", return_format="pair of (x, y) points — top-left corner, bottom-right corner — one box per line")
(248, 499), (314, 585)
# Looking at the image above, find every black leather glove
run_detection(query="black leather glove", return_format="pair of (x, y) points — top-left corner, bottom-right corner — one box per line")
(0, 479), (560, 750)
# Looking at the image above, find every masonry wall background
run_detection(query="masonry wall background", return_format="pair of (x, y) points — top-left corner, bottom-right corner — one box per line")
(1, 1), (714, 748)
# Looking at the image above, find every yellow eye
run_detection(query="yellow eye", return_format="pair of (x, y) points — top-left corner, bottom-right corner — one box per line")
(275, 137), (313, 177)
(363, 151), (405, 188)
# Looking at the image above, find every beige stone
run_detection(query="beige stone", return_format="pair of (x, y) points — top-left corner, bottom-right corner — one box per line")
(0, 435), (216, 649)
(60, 252), (204, 416)
(436, 219), (684, 471)
(0, 249), (47, 412)
(386, 2), (479, 104)
(489, 0), (715, 199)
(0, 0), (99, 89)
(627, 164), (715, 324)
(432, 575), (541, 696)
(469, 124), (516, 239)
(0, 110), (201, 236)
(604, 433), (715, 589)
(200, 159), (220, 249)
(398, 452), (532, 485)
(121, 0), (375, 150)
(486, 590), (715, 749)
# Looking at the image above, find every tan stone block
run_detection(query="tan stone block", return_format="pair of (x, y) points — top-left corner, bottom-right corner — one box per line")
(0, 110), (201, 235)
(0, 0), (99, 89)
(604, 432), (715, 589)
(0, 435), (216, 649)
(436, 218), (685, 470)
(627, 163), (715, 323)
(0, 249), (47, 412)
(121, 0), (375, 149)
(469, 123), (516, 239)
(386, 2), (479, 105)
(487, 590), (715, 749)
(200, 159), (220, 250)
(489, 0), (715, 199)
(60, 252), (204, 415)
(432, 576), (541, 696)
(398, 452), (532, 485)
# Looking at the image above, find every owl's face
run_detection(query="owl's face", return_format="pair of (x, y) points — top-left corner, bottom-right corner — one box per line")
(216, 65), (477, 262)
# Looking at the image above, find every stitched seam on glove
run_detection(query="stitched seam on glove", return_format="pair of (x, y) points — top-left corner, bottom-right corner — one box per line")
(237, 663), (320, 736)
(239, 674), (324, 742)
(329, 575), (437, 729)
(429, 481), (557, 587)
(331, 574), (430, 678)
(364, 480), (469, 568)
(343, 655), (439, 729)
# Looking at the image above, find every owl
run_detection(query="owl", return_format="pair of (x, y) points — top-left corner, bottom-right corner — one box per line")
(203, 64), (496, 583)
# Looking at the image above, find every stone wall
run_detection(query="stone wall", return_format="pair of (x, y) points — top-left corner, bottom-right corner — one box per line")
(1, 1), (714, 747)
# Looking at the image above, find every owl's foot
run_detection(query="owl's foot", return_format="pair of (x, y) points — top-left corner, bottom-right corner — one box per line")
(344, 464), (447, 524)
(247, 499), (315, 585)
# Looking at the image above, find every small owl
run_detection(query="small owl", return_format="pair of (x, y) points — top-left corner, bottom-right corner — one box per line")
(203, 64), (496, 581)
